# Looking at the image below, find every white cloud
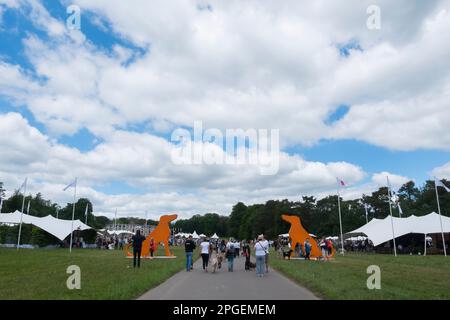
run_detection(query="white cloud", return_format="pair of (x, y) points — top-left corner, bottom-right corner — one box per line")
(431, 162), (450, 180)
(0, 112), (367, 216)
(371, 171), (411, 190)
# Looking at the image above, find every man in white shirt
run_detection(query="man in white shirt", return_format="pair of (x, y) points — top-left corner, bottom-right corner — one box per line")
(234, 240), (241, 257)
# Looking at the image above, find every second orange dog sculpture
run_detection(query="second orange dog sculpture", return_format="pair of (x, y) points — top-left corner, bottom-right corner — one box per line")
(125, 214), (177, 257)
(281, 214), (324, 259)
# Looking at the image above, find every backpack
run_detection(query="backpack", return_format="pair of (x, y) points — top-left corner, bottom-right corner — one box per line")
(226, 244), (234, 257)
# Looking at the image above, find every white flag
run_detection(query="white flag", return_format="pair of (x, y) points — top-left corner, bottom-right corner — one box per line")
(84, 203), (89, 224)
(398, 202), (403, 216)
(435, 178), (450, 193)
(19, 178), (28, 193)
(27, 200), (31, 214)
(0, 197), (3, 213)
(387, 176), (393, 197)
(63, 178), (77, 191)
(364, 204), (369, 218)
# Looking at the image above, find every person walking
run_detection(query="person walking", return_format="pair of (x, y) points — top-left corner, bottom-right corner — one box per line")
(255, 234), (268, 277)
(200, 237), (211, 272)
(149, 237), (156, 258)
(326, 238), (333, 258)
(225, 239), (235, 272)
(304, 238), (312, 261)
(185, 235), (196, 272)
(264, 237), (270, 273)
(131, 229), (145, 268)
(319, 238), (327, 261)
(234, 240), (240, 257)
(242, 240), (251, 271)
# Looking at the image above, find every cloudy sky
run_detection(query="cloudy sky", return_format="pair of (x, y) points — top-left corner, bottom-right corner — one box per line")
(1, 0), (450, 220)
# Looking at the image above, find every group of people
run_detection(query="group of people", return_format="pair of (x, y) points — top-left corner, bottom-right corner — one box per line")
(184, 234), (270, 277)
(275, 237), (336, 261)
(95, 234), (129, 250)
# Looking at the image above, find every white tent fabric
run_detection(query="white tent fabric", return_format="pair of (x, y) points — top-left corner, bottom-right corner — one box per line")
(211, 233), (219, 239)
(192, 231), (199, 239)
(174, 232), (192, 238)
(0, 210), (92, 241)
(107, 230), (133, 235)
(347, 212), (450, 246)
(199, 233), (206, 238)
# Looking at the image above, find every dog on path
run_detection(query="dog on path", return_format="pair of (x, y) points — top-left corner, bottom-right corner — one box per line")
(211, 250), (223, 273)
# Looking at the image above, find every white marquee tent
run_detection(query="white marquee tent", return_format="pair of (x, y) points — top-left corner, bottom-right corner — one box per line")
(0, 210), (92, 241)
(347, 212), (450, 246)
(211, 233), (219, 239)
(107, 230), (133, 235)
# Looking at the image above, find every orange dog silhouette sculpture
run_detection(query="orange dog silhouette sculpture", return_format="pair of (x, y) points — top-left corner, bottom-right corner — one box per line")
(281, 214), (333, 259)
(125, 214), (177, 258)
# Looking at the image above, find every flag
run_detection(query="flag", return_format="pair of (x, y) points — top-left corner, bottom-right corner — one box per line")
(27, 200), (30, 214)
(18, 178), (28, 193)
(364, 203), (369, 218)
(435, 178), (450, 193)
(63, 178), (77, 191)
(336, 178), (346, 187)
(0, 197), (3, 213)
(398, 202), (403, 216)
(84, 203), (89, 224)
(387, 176), (392, 194)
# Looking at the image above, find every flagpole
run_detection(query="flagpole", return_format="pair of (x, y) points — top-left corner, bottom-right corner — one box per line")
(114, 209), (117, 231)
(424, 234), (427, 256)
(69, 178), (77, 253)
(434, 178), (447, 257)
(387, 176), (397, 257)
(17, 178), (27, 250)
(337, 181), (345, 256)
(364, 204), (369, 224)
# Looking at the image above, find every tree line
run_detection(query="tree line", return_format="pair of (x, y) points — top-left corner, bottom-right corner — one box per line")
(174, 180), (450, 239)
(1, 179), (449, 245)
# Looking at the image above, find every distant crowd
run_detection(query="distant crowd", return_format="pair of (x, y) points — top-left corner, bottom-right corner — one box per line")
(183, 234), (270, 277)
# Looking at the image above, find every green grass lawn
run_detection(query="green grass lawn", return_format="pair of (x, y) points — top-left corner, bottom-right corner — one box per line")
(270, 252), (450, 299)
(0, 246), (193, 300)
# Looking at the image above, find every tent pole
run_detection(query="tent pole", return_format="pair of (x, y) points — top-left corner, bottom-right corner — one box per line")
(69, 178), (77, 254)
(17, 178), (27, 250)
(434, 179), (447, 257)
(337, 185), (345, 256)
(424, 234), (427, 257)
(387, 176), (397, 257)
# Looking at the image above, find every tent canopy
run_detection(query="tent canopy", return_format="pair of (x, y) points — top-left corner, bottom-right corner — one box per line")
(211, 233), (219, 239)
(0, 210), (91, 241)
(192, 231), (199, 239)
(107, 230), (133, 235)
(347, 212), (450, 246)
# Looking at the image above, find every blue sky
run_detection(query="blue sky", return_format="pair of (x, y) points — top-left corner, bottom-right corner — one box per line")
(1, 0), (449, 217)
